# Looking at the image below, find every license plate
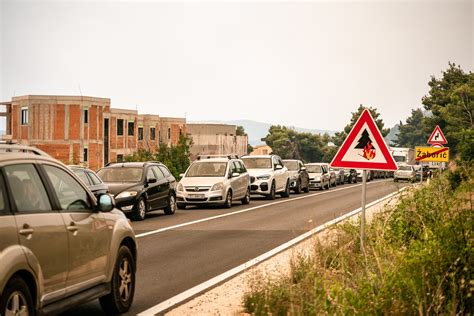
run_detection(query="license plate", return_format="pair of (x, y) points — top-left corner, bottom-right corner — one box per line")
(189, 194), (205, 198)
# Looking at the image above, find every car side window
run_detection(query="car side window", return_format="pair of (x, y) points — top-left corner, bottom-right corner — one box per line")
(4, 164), (52, 213)
(158, 165), (171, 178)
(74, 169), (91, 185)
(231, 161), (240, 174)
(87, 171), (102, 185)
(298, 162), (304, 171)
(44, 165), (91, 211)
(238, 161), (247, 173)
(272, 156), (279, 168)
(146, 168), (156, 180)
(0, 172), (9, 214)
(152, 166), (165, 180)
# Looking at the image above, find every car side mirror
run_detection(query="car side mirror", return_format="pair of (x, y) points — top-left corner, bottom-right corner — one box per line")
(275, 165), (283, 170)
(98, 193), (114, 212)
(232, 172), (240, 178)
(179, 173), (184, 178)
(300, 167), (306, 171)
(148, 177), (157, 184)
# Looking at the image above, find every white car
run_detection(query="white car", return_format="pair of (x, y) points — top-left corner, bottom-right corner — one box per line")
(176, 156), (250, 209)
(394, 164), (416, 182)
(241, 155), (290, 200)
(306, 163), (330, 190)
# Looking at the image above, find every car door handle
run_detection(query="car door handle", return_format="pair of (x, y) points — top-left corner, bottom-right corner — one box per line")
(19, 225), (34, 236)
(67, 223), (79, 232)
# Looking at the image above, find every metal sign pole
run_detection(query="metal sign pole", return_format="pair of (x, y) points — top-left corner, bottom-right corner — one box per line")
(420, 162), (423, 182)
(361, 169), (367, 252)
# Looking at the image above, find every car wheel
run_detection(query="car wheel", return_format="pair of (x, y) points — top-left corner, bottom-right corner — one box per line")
(164, 194), (176, 215)
(177, 203), (186, 210)
(100, 246), (135, 314)
(266, 181), (276, 200)
(303, 182), (310, 193)
(132, 197), (147, 221)
(241, 188), (250, 205)
(224, 190), (233, 208)
(0, 276), (34, 316)
(280, 180), (290, 198)
(294, 180), (301, 194)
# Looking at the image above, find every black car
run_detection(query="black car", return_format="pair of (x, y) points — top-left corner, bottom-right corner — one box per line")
(97, 161), (177, 221)
(344, 169), (358, 183)
(68, 165), (109, 197)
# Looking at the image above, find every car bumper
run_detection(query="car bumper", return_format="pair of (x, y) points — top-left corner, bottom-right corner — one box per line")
(176, 190), (225, 205)
(309, 180), (323, 189)
(114, 196), (138, 214)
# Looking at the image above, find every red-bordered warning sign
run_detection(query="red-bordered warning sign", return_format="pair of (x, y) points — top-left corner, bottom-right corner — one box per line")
(427, 125), (447, 145)
(330, 109), (398, 171)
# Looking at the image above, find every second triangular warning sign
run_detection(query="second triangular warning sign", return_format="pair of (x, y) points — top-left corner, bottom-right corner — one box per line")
(330, 109), (398, 171)
(427, 125), (447, 145)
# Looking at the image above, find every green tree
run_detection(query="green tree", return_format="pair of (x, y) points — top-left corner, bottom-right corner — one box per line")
(393, 108), (428, 147)
(124, 134), (193, 179)
(236, 125), (247, 136)
(332, 105), (390, 146)
(422, 63), (474, 161)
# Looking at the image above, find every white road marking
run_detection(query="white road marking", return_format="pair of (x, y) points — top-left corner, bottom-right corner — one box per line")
(136, 180), (391, 239)
(137, 186), (406, 316)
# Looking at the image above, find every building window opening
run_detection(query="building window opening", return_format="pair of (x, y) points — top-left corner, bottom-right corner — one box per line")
(117, 119), (124, 135)
(83, 147), (88, 162)
(128, 121), (135, 136)
(168, 128), (171, 140)
(150, 128), (156, 140)
(117, 154), (124, 162)
(21, 107), (28, 125)
(84, 108), (88, 124)
(138, 127), (144, 140)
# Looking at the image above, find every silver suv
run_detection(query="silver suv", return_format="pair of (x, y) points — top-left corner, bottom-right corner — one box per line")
(241, 155), (290, 200)
(176, 155), (250, 209)
(0, 145), (137, 315)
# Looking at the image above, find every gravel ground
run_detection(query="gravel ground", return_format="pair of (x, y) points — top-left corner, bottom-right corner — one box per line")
(166, 194), (400, 316)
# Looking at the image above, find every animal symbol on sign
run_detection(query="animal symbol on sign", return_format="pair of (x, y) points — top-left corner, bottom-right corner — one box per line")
(356, 129), (376, 160)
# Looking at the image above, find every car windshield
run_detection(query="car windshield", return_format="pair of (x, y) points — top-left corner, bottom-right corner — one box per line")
(283, 161), (298, 171)
(97, 167), (143, 182)
(242, 158), (272, 169)
(399, 166), (412, 171)
(186, 162), (227, 177)
(306, 165), (322, 173)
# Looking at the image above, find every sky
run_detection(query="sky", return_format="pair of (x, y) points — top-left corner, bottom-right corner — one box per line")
(0, 0), (473, 133)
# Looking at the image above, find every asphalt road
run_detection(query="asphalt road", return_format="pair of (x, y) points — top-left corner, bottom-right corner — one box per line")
(61, 179), (408, 315)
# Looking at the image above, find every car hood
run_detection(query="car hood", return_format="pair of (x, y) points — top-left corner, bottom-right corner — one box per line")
(106, 182), (142, 196)
(308, 172), (323, 178)
(246, 168), (273, 177)
(179, 177), (226, 187)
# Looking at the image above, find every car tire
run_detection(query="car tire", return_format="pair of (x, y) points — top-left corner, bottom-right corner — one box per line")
(177, 203), (186, 210)
(294, 180), (301, 194)
(241, 188), (250, 205)
(164, 194), (176, 215)
(132, 197), (147, 221)
(280, 180), (290, 198)
(266, 181), (276, 200)
(100, 246), (135, 314)
(303, 182), (310, 193)
(0, 276), (34, 316)
(224, 190), (233, 208)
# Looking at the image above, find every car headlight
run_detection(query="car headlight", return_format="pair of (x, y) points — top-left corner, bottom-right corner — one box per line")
(116, 191), (138, 199)
(315, 176), (321, 181)
(177, 183), (184, 192)
(257, 174), (271, 180)
(211, 182), (224, 191)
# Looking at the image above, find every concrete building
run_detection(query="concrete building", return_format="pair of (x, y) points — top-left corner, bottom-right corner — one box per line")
(250, 144), (273, 156)
(0, 95), (186, 170)
(187, 123), (248, 160)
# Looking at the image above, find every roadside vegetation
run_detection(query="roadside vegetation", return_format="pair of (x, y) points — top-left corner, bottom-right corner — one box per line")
(243, 164), (473, 314)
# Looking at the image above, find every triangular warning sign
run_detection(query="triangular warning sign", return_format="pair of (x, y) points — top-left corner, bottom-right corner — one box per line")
(330, 109), (398, 171)
(427, 125), (447, 145)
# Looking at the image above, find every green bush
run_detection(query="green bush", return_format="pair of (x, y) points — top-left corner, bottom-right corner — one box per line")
(243, 169), (473, 315)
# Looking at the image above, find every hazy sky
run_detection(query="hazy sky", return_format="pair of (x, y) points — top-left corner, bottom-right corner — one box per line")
(1, 0), (473, 132)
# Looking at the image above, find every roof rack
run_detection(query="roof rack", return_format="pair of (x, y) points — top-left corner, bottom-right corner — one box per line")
(0, 144), (51, 157)
(196, 154), (240, 160)
(104, 160), (162, 167)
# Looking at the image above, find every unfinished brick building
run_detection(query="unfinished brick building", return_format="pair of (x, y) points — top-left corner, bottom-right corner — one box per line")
(0, 95), (186, 170)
